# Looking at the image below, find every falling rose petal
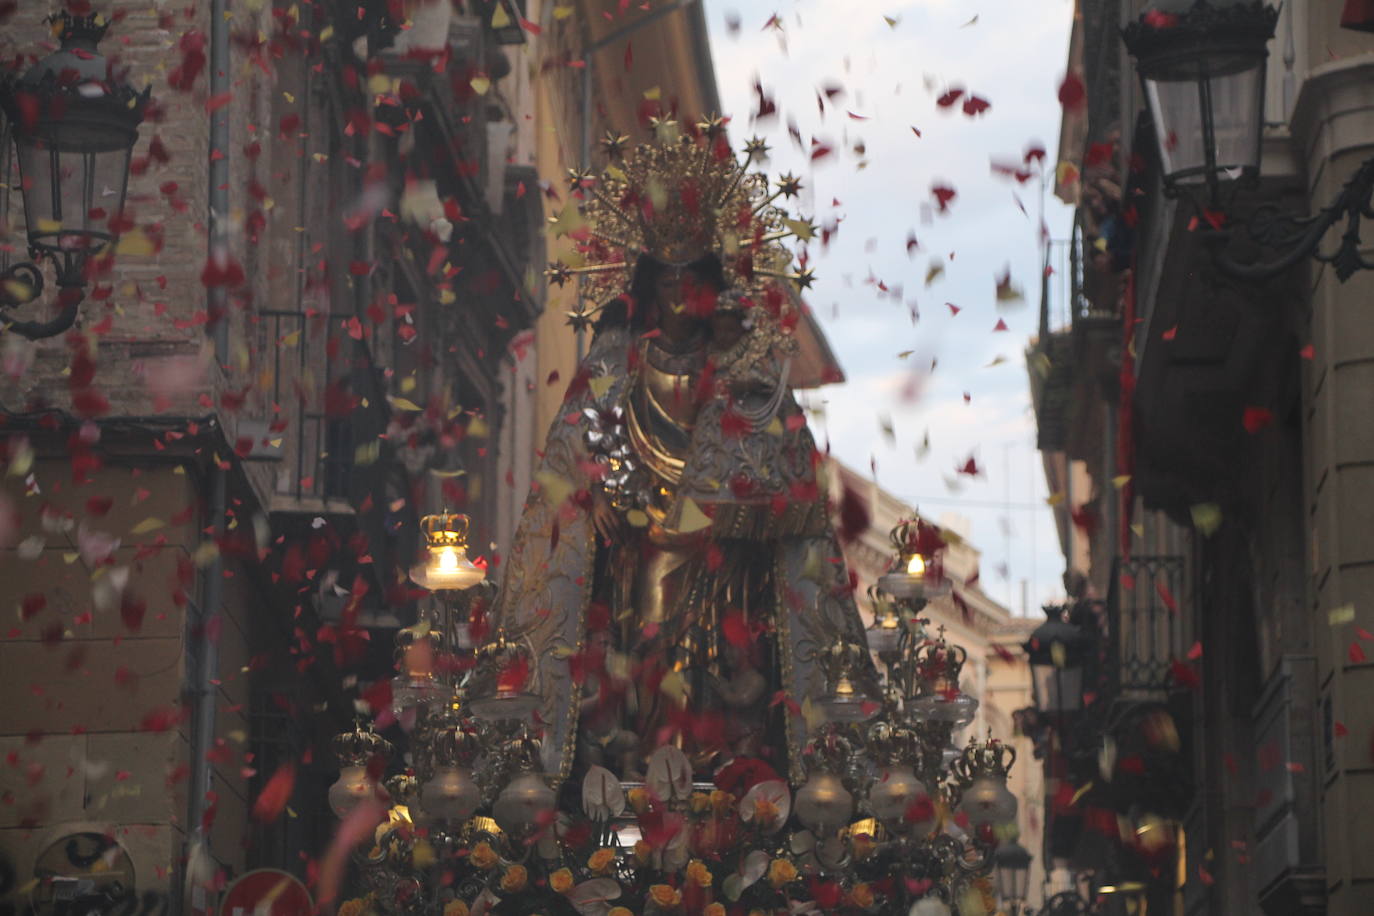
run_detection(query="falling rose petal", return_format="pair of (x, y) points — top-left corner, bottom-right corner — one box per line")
(930, 184), (957, 213)
(1242, 406), (1274, 434)
(252, 761), (296, 823)
(318, 800), (386, 905)
(1300, 343), (1315, 359)
(961, 94), (991, 116)
(1058, 72), (1086, 111)
(936, 88), (965, 108)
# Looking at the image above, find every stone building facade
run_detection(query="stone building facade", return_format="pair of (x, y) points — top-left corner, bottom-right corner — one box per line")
(1031, 2), (1374, 914)
(0, 0), (719, 909)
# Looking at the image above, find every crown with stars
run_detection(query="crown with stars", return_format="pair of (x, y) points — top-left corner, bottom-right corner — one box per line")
(547, 117), (817, 334)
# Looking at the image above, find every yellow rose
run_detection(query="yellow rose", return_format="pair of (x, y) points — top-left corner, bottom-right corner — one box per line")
(499, 864), (528, 893)
(767, 858), (798, 888)
(648, 884), (682, 908)
(848, 883), (875, 908)
(627, 786), (649, 814)
(469, 841), (498, 870)
(690, 791), (712, 814)
(442, 902), (469, 916)
(704, 905), (726, 916)
(685, 859), (713, 888)
(710, 790), (734, 815)
(633, 840), (652, 865)
(608, 909), (634, 916)
(549, 868), (575, 894)
(588, 847), (618, 875)
(338, 900), (366, 916)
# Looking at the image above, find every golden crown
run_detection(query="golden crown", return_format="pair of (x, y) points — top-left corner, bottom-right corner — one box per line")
(548, 118), (817, 334)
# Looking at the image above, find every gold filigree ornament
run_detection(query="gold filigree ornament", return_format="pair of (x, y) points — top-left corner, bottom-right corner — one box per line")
(547, 121), (814, 352)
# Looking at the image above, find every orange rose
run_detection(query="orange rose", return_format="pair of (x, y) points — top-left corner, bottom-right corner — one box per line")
(442, 902), (469, 916)
(704, 905), (726, 916)
(767, 858), (797, 888)
(468, 841), (498, 870)
(549, 868), (575, 894)
(499, 864), (528, 893)
(608, 909), (634, 916)
(685, 859), (713, 888)
(588, 847), (618, 875)
(648, 884), (681, 909)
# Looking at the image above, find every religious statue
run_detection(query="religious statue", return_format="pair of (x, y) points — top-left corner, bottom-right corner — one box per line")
(487, 123), (879, 788)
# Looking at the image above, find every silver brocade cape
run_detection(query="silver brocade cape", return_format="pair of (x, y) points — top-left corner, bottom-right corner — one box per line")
(490, 326), (878, 786)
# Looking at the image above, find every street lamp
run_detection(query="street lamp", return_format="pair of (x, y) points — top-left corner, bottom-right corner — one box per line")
(0, 11), (150, 338)
(994, 840), (1033, 915)
(1122, 1), (1277, 204)
(1123, 1), (1374, 282)
(1024, 605), (1089, 715)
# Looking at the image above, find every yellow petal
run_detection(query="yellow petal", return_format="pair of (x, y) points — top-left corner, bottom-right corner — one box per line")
(130, 517), (165, 535)
(1328, 604), (1356, 626)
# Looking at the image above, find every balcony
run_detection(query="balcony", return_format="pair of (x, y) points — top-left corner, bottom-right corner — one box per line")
(1106, 555), (1190, 702)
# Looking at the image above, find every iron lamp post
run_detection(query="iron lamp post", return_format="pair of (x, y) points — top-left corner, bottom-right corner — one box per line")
(1123, 1), (1374, 282)
(0, 11), (149, 338)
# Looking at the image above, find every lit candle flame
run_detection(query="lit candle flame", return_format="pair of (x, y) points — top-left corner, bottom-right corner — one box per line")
(906, 552), (926, 577)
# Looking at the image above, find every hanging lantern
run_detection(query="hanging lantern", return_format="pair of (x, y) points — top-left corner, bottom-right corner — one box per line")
(1024, 604), (1091, 714)
(0, 11), (151, 337)
(794, 732), (855, 835)
(328, 725), (392, 818)
(952, 738), (1019, 829)
(1122, 1), (1278, 201)
(877, 519), (950, 600)
(993, 840), (1033, 909)
(410, 511), (486, 591)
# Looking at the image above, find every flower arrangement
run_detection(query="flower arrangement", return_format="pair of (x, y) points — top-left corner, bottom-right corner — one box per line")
(355, 746), (991, 916)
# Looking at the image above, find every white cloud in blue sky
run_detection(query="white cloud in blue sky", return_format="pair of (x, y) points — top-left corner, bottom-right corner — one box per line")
(703, 0), (1077, 613)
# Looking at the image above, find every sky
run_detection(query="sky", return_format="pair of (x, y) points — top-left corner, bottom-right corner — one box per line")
(701, 0), (1077, 615)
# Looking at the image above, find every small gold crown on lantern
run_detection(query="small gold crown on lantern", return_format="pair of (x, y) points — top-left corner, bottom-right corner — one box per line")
(914, 632), (968, 691)
(332, 722), (395, 767)
(421, 510), (470, 549)
(950, 737), (1017, 785)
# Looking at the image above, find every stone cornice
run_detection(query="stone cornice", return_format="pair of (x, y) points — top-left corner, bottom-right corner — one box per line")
(1290, 52), (1374, 173)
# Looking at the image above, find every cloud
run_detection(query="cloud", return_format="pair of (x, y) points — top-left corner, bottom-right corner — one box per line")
(706, 0), (1076, 612)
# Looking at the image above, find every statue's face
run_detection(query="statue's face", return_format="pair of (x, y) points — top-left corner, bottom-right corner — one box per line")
(653, 265), (686, 310)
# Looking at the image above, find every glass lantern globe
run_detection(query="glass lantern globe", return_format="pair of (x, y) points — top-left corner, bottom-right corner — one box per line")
(328, 764), (380, 818)
(794, 770), (854, 835)
(868, 765), (933, 835)
(492, 770), (556, 837)
(410, 511), (485, 591)
(958, 773), (1018, 828)
(420, 766), (481, 825)
(1122, 1), (1279, 194)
